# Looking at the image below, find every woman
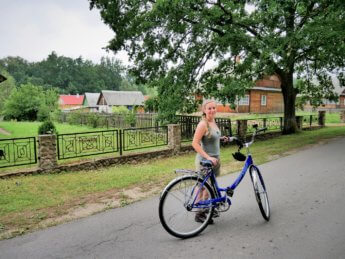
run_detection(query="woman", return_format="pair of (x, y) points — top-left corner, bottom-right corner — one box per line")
(192, 99), (229, 223)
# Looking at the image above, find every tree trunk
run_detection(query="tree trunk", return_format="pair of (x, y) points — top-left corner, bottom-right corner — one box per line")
(279, 73), (297, 134)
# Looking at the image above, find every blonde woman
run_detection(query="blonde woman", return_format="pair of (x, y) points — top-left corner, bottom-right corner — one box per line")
(192, 100), (228, 223)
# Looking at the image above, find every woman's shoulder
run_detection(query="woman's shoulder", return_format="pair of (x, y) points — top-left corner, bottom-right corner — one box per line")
(197, 120), (208, 128)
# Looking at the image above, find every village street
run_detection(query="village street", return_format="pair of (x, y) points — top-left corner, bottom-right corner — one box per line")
(1, 137), (345, 259)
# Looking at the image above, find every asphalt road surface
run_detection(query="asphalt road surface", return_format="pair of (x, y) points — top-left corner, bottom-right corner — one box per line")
(1, 137), (345, 259)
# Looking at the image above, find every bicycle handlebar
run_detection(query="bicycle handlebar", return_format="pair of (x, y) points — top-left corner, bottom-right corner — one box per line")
(228, 126), (267, 149)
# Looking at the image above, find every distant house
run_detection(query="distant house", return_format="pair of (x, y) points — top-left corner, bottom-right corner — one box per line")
(97, 90), (145, 113)
(82, 92), (100, 112)
(216, 75), (284, 113)
(302, 75), (344, 111)
(59, 94), (84, 110)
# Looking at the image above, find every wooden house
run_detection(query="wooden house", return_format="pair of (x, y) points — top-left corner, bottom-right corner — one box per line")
(97, 90), (145, 113)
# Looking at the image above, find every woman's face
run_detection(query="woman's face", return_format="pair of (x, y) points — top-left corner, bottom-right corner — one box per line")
(203, 101), (217, 119)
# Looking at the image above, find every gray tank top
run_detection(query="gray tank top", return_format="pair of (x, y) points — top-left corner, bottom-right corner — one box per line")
(196, 126), (221, 160)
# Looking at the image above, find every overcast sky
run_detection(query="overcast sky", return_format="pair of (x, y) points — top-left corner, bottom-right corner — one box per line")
(0, 0), (129, 64)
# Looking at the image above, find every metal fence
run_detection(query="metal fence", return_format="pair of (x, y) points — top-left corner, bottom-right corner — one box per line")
(123, 126), (168, 152)
(176, 115), (233, 142)
(60, 112), (159, 129)
(57, 126), (168, 159)
(57, 130), (120, 160)
(303, 115), (318, 128)
(247, 117), (283, 133)
(0, 137), (37, 168)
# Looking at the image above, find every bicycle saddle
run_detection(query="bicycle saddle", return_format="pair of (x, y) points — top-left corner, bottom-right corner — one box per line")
(200, 160), (213, 167)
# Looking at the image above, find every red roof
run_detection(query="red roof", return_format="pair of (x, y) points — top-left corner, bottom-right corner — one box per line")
(59, 95), (84, 105)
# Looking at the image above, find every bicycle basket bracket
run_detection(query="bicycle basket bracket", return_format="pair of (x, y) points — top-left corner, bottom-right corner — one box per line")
(232, 152), (246, 161)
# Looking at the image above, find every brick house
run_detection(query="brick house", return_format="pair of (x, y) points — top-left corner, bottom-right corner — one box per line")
(216, 75), (284, 113)
(59, 94), (84, 110)
(339, 89), (345, 109)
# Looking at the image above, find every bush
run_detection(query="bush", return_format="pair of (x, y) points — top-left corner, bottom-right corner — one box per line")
(38, 120), (57, 135)
(86, 113), (99, 128)
(51, 109), (63, 123)
(37, 105), (50, 122)
(67, 111), (84, 125)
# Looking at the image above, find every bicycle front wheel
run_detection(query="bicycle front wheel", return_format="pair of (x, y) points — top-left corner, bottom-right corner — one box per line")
(159, 175), (215, 238)
(249, 166), (270, 221)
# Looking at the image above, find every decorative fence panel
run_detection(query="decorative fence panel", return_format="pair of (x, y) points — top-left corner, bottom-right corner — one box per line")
(0, 137), (37, 168)
(57, 127), (168, 159)
(57, 130), (119, 160)
(122, 126), (168, 153)
(246, 117), (283, 133)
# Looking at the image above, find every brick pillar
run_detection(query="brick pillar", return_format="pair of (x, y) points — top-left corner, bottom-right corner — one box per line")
(318, 111), (326, 126)
(237, 120), (247, 139)
(340, 111), (345, 123)
(168, 124), (181, 153)
(296, 116), (303, 130)
(38, 134), (57, 171)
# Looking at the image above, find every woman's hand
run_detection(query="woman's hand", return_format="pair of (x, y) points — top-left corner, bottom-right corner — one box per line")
(220, 136), (231, 143)
(207, 157), (219, 166)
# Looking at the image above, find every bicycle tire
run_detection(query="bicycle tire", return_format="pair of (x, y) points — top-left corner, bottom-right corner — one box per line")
(159, 175), (215, 238)
(249, 165), (270, 221)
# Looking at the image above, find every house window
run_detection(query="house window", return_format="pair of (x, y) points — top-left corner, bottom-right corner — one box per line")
(238, 95), (249, 106)
(261, 95), (267, 106)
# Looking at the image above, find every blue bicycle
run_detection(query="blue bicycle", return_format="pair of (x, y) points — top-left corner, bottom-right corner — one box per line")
(159, 125), (270, 238)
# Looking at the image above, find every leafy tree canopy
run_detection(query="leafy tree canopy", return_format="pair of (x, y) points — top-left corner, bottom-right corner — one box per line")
(0, 52), (148, 95)
(0, 70), (16, 111)
(90, 0), (345, 133)
(2, 83), (58, 121)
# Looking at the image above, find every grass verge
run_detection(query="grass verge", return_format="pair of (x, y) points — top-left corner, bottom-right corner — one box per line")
(0, 126), (345, 239)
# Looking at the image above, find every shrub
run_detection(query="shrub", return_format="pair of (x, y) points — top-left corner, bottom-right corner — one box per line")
(86, 113), (99, 128)
(38, 120), (57, 135)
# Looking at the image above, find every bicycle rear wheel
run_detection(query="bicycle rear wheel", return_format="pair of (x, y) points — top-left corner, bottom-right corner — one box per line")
(159, 175), (215, 238)
(249, 166), (270, 221)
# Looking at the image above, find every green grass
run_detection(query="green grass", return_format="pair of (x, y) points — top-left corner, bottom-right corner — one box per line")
(0, 121), (110, 139)
(1, 125), (345, 238)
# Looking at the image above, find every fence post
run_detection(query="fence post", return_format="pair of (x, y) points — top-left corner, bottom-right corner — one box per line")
(168, 124), (181, 153)
(296, 116), (303, 130)
(318, 111), (326, 126)
(38, 134), (57, 171)
(237, 120), (247, 139)
(340, 110), (345, 123)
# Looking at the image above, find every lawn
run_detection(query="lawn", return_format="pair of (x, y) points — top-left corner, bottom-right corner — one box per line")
(1, 125), (345, 239)
(0, 121), (108, 139)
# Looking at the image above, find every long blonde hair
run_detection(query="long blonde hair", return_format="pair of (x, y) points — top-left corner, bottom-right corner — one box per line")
(201, 99), (216, 138)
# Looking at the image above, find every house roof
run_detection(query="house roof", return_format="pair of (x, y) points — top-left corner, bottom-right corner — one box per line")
(83, 92), (100, 107)
(59, 95), (84, 105)
(99, 90), (145, 106)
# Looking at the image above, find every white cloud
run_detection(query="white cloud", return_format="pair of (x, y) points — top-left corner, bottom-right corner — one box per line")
(0, 0), (129, 64)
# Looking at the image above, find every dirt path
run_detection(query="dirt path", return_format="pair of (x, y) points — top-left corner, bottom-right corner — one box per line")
(0, 128), (11, 136)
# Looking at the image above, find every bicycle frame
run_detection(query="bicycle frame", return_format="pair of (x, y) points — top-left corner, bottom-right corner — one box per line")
(192, 154), (254, 209)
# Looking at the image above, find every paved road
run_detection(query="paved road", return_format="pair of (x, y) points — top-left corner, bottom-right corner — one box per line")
(1, 137), (345, 259)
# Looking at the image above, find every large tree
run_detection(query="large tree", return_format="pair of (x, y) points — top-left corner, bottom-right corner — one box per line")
(90, 0), (345, 133)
